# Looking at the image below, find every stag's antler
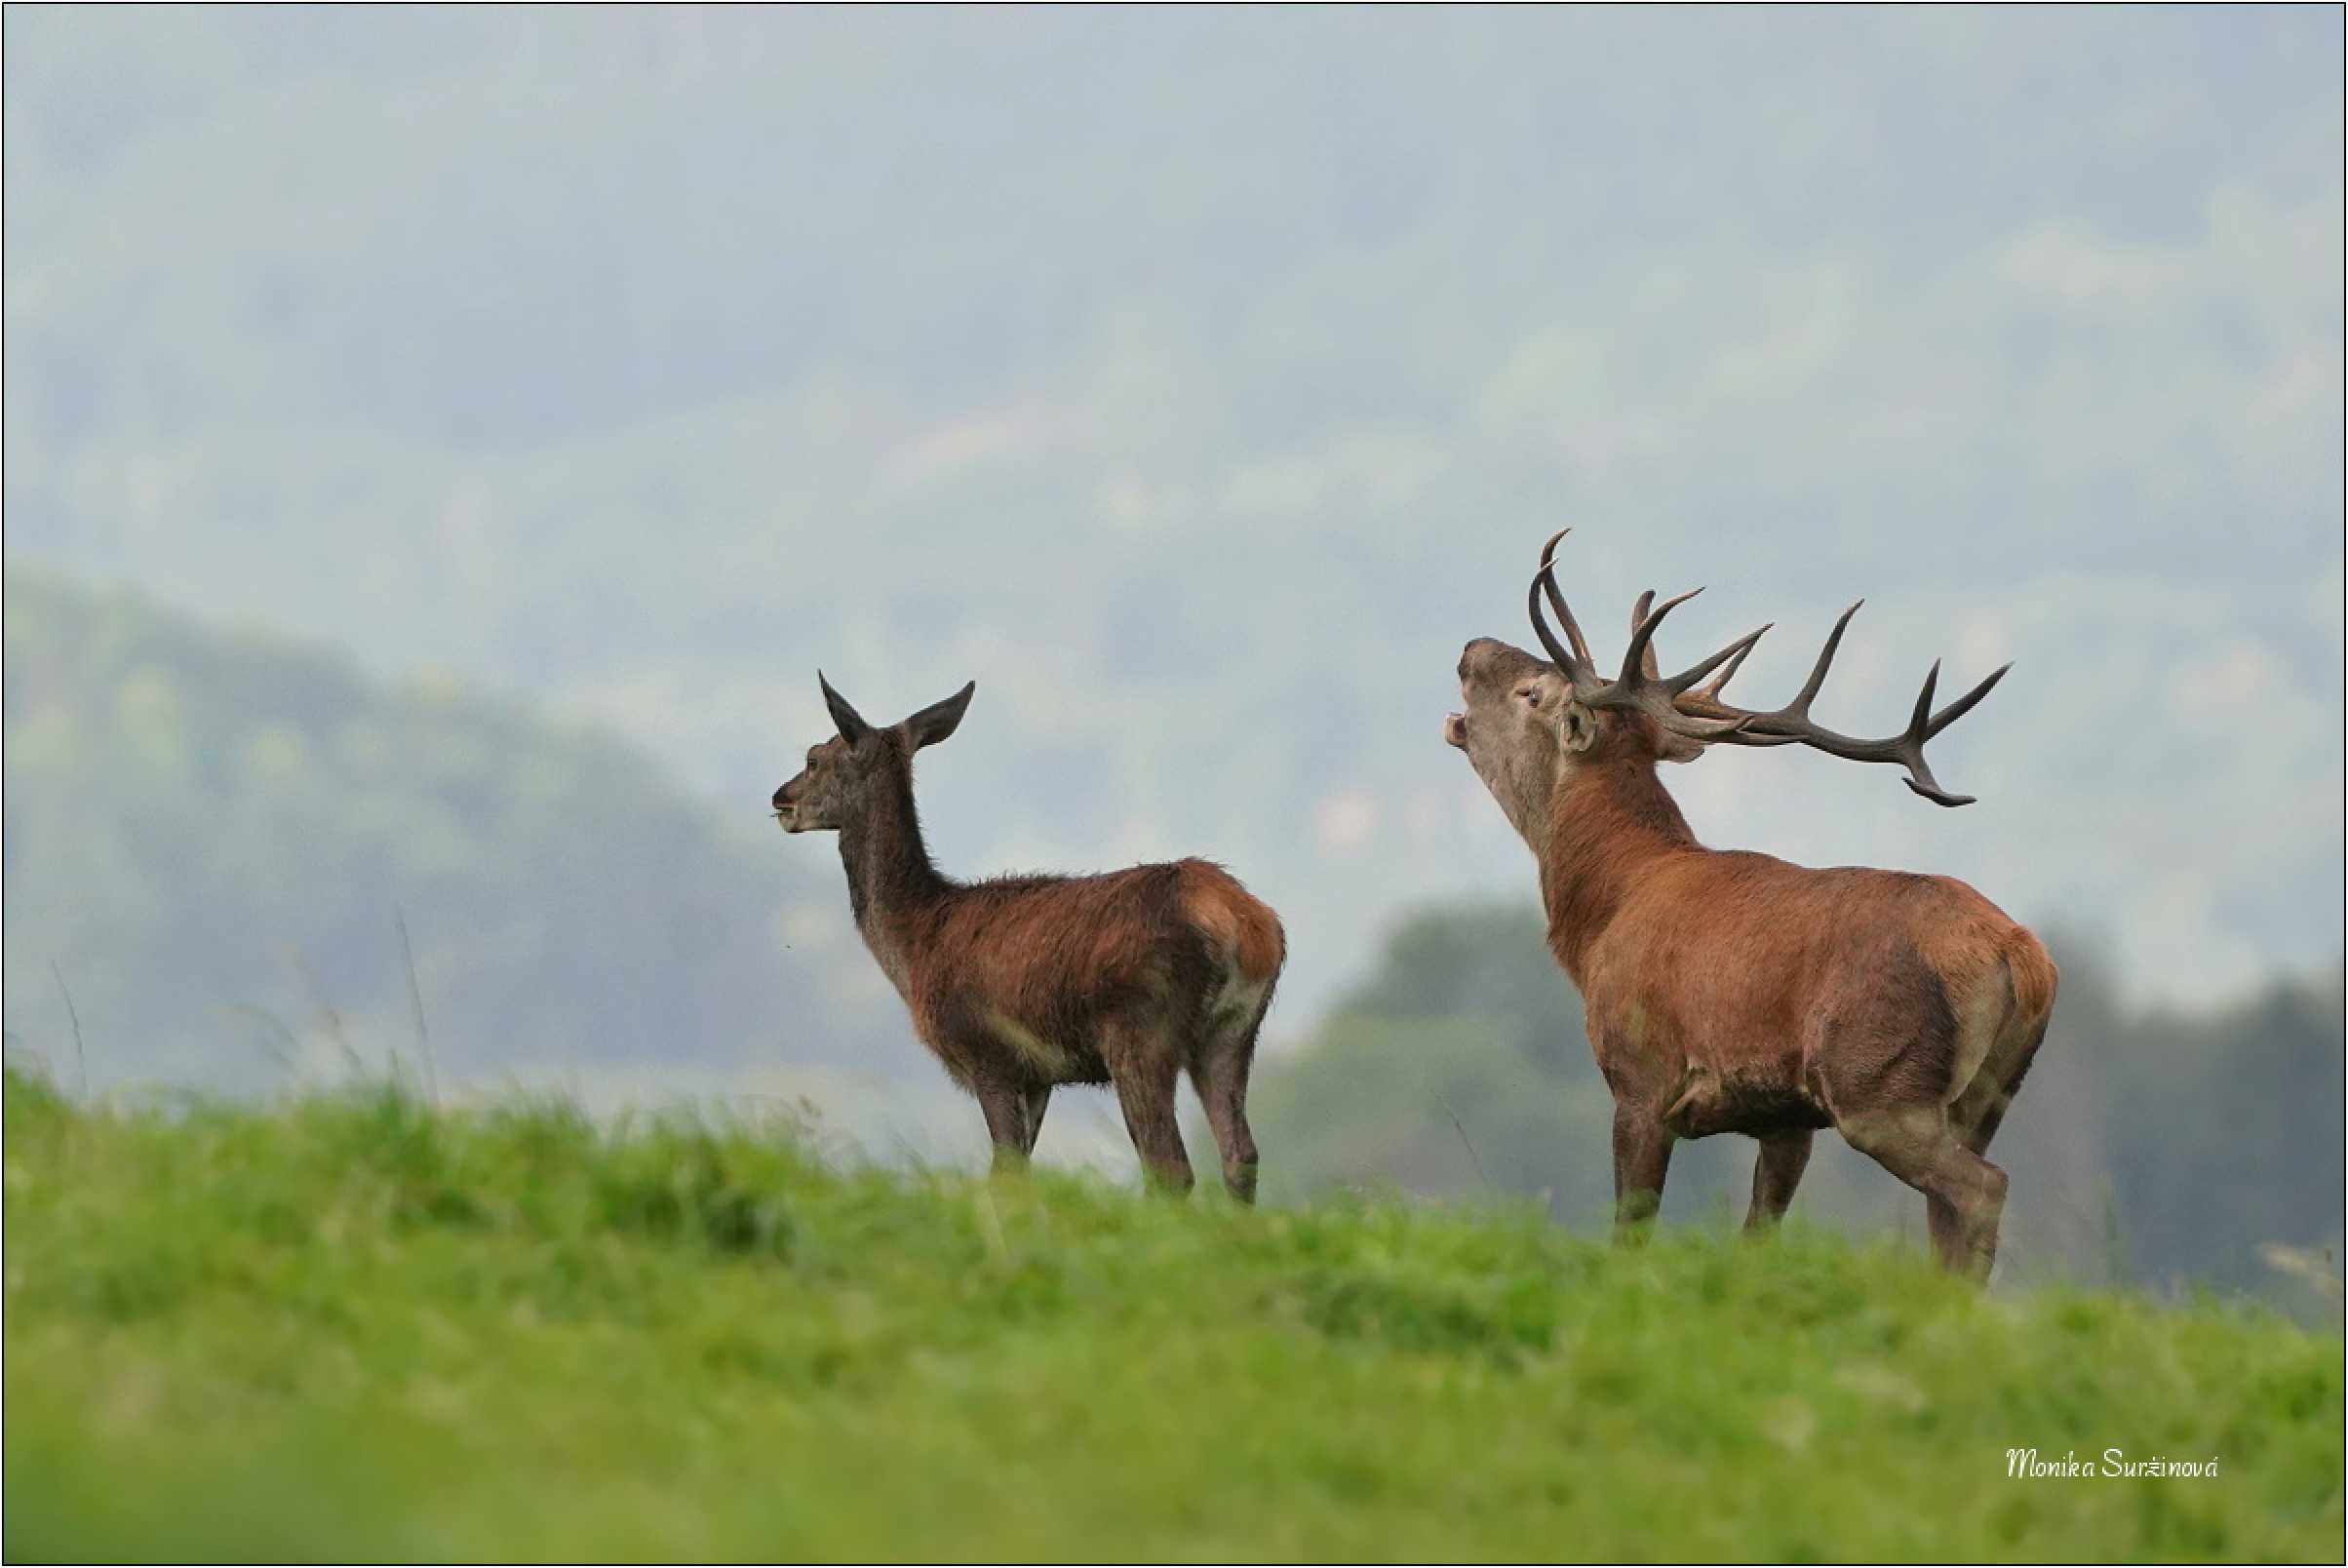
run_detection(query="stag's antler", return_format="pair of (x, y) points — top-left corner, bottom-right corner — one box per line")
(1527, 529), (1768, 745)
(1527, 531), (2011, 807)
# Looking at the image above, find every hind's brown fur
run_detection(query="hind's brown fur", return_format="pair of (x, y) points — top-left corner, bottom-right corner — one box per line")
(775, 681), (1283, 1198)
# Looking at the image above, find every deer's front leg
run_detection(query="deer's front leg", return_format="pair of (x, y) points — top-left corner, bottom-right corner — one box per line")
(977, 1081), (1034, 1174)
(1610, 1104), (1674, 1241)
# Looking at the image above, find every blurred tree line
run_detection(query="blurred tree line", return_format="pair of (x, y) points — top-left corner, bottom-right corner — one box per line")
(1255, 905), (2343, 1307)
(1, 568), (899, 1097)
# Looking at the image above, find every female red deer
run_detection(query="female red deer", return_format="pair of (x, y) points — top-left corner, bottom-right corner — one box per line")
(1443, 532), (2056, 1279)
(773, 675), (1284, 1200)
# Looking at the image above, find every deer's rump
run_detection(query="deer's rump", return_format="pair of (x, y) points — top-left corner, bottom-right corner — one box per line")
(902, 858), (1284, 1090)
(1586, 854), (2054, 1132)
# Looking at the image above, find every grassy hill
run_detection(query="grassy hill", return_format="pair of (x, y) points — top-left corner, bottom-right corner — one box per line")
(7, 1071), (2339, 1561)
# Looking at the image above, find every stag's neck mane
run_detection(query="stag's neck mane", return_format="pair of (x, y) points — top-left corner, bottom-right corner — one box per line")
(838, 764), (950, 989)
(1539, 752), (1701, 984)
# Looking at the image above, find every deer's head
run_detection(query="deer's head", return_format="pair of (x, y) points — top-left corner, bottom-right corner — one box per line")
(772, 673), (976, 834)
(1443, 634), (1605, 845)
(1445, 529), (2012, 834)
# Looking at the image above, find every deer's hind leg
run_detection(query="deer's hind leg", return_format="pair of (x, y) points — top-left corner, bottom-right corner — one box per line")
(1191, 989), (1271, 1205)
(1918, 1028), (2042, 1274)
(1841, 1107), (2008, 1281)
(1951, 1011), (2048, 1159)
(1018, 1083), (1051, 1156)
(1813, 950), (2012, 1279)
(1102, 1015), (1194, 1196)
(1931, 960), (2048, 1262)
(977, 1080), (1037, 1175)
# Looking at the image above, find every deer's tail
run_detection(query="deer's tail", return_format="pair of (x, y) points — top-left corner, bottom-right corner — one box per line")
(1175, 859), (1286, 991)
(2003, 927), (2059, 1033)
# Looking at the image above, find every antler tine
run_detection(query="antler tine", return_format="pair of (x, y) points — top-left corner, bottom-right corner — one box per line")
(1885, 660), (2012, 806)
(1689, 624), (1768, 703)
(1624, 587), (1775, 740)
(1652, 705), (1761, 741)
(1617, 587), (1703, 687)
(1631, 579), (1775, 699)
(1639, 624), (1776, 741)
(1581, 583), (1751, 740)
(1924, 663), (2012, 740)
(1684, 602), (1859, 730)
(1907, 660), (1941, 741)
(1784, 600), (1861, 720)
(1891, 664), (1972, 805)
(1663, 624), (1772, 698)
(1690, 603), (1857, 738)
(1624, 583), (1773, 699)
(1527, 566), (1597, 686)
(1534, 529), (1598, 672)
(1670, 596), (2010, 804)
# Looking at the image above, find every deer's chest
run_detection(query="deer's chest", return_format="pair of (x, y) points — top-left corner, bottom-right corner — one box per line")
(855, 911), (918, 1004)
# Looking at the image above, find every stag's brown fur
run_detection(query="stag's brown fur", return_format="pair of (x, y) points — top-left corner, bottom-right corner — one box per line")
(775, 678), (1282, 1198)
(1451, 617), (2054, 1280)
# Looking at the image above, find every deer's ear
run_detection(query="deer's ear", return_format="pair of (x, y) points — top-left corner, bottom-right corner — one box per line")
(1560, 697), (1599, 754)
(901, 681), (976, 751)
(817, 670), (872, 745)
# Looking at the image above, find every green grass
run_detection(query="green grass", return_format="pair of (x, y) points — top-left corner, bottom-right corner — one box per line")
(5, 1071), (2339, 1562)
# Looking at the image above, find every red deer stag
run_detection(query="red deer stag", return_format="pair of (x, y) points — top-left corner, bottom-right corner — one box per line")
(773, 675), (1285, 1200)
(1443, 532), (2056, 1279)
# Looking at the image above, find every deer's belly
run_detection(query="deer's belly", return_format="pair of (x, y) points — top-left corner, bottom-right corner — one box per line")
(925, 1005), (1113, 1088)
(1660, 1060), (1832, 1139)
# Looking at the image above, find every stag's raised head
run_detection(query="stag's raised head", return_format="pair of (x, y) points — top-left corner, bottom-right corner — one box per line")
(1445, 529), (2013, 817)
(1444, 635), (1593, 844)
(772, 673), (975, 834)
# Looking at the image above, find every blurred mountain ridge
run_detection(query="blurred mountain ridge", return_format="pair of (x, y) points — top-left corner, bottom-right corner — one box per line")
(0, 564), (906, 1097)
(4, 6), (2341, 1021)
